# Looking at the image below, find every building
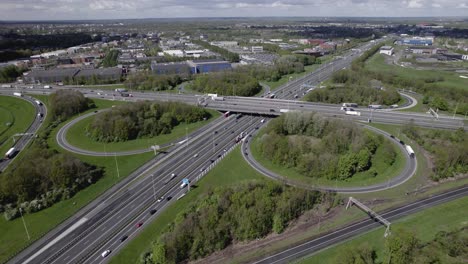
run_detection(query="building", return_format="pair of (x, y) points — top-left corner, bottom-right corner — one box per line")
(24, 68), (79, 83)
(163, 50), (185, 57)
(184, 50), (205, 58)
(409, 47), (436, 55)
(379, 46), (394, 56)
(399, 37), (433, 46)
(462, 55), (468, 61)
(74, 68), (122, 81)
(240, 53), (278, 65)
(151, 61), (191, 75)
(209, 41), (238, 47)
(251, 46), (264, 53)
(187, 59), (231, 74)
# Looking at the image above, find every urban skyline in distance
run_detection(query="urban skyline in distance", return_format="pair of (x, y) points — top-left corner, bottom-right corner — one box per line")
(1, 0), (468, 21)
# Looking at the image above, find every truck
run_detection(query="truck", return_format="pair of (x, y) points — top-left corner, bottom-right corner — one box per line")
(5, 147), (17, 159)
(280, 109), (291, 113)
(212, 96), (224, 101)
(1, 84), (12, 88)
(405, 145), (415, 158)
(342, 103), (358, 108)
(345, 110), (361, 116)
(115, 88), (127, 93)
(13, 92), (22, 97)
(43, 85), (51, 89)
(368, 104), (382, 109)
(35, 100), (42, 106)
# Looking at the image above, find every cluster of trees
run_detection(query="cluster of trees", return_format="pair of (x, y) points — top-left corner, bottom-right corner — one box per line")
(101, 49), (120, 67)
(189, 70), (261, 96)
(335, 227), (468, 264)
(49, 90), (95, 121)
(124, 72), (186, 91)
(304, 43), (401, 107)
(62, 75), (122, 86)
(0, 65), (23, 83)
(87, 101), (210, 142)
(192, 40), (240, 62)
(306, 69), (400, 106)
(258, 112), (395, 180)
(0, 129), (103, 221)
(402, 124), (467, 181)
(146, 182), (329, 263)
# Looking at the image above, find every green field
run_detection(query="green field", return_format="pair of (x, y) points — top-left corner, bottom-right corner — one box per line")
(0, 97), (161, 263)
(365, 54), (468, 92)
(110, 146), (269, 264)
(0, 95), (35, 157)
(249, 126), (405, 189)
(65, 109), (220, 152)
(298, 195), (468, 264)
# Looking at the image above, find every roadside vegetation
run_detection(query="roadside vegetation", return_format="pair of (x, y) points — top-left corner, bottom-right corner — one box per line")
(101, 49), (120, 67)
(257, 112), (396, 181)
(0, 95), (35, 157)
(125, 72), (186, 91)
(0, 65), (24, 83)
(302, 196), (468, 264)
(87, 101), (211, 142)
(149, 183), (331, 264)
(402, 123), (467, 181)
(304, 43), (401, 107)
(0, 90), (102, 220)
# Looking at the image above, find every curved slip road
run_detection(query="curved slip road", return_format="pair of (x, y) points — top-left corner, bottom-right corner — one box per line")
(242, 122), (417, 193)
(56, 110), (225, 156)
(0, 92), (46, 172)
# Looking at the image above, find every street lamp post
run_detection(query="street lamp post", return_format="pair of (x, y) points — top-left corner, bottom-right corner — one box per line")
(19, 208), (30, 240)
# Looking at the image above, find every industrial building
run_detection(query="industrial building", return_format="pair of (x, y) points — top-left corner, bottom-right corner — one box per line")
(398, 37), (433, 46)
(379, 46), (394, 56)
(23, 68), (122, 83)
(150, 61), (191, 75)
(187, 59), (231, 74)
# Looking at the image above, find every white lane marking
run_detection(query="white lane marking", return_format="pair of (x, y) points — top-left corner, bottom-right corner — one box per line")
(23, 217), (88, 264)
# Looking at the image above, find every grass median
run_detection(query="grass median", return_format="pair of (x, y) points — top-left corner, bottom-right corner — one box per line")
(0, 95), (35, 156)
(109, 146), (269, 264)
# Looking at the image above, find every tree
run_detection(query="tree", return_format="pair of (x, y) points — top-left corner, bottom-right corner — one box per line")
(152, 242), (168, 264)
(384, 229), (419, 264)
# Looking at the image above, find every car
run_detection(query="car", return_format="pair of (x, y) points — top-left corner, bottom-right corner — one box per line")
(200, 168), (204, 172)
(260, 119), (265, 123)
(269, 109), (275, 112)
(120, 235), (128, 242)
(169, 173), (176, 179)
(136, 222), (143, 228)
(166, 196), (172, 201)
(149, 209), (157, 215)
(101, 250), (111, 258)
(157, 196), (163, 202)
(193, 153), (199, 158)
(214, 131), (218, 134)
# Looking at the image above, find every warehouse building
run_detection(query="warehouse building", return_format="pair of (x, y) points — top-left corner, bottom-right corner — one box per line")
(151, 61), (191, 75)
(379, 46), (394, 56)
(23, 68), (122, 83)
(187, 59), (231, 74)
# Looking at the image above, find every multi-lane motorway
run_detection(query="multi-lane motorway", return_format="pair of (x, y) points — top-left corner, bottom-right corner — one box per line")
(0, 93), (46, 172)
(8, 38), (466, 264)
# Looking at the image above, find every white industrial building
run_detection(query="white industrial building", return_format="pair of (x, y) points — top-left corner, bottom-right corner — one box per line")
(379, 46), (394, 56)
(251, 46), (264, 53)
(210, 41), (238, 47)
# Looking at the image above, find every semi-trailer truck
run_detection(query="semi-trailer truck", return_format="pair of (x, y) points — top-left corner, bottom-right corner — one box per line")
(13, 92), (22, 97)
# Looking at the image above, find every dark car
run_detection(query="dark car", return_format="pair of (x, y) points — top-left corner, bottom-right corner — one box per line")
(149, 209), (157, 215)
(166, 196), (172, 201)
(120, 235), (128, 242)
(136, 222), (143, 228)
(269, 109), (275, 112)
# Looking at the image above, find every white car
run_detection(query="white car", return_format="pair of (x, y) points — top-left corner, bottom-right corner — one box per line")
(157, 196), (164, 203)
(260, 119), (265, 123)
(101, 250), (111, 258)
(193, 153), (199, 158)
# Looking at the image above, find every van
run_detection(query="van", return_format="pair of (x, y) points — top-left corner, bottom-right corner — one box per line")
(101, 250), (111, 258)
(180, 182), (188, 188)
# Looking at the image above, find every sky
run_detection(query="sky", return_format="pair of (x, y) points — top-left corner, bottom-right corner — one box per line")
(1, 0), (467, 20)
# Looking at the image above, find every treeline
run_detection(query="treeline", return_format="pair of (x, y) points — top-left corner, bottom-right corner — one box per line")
(0, 90), (103, 220)
(145, 182), (330, 263)
(124, 72), (186, 91)
(0, 65), (23, 83)
(335, 227), (468, 264)
(402, 124), (467, 181)
(305, 43), (400, 107)
(101, 49), (120, 67)
(305, 70), (400, 106)
(258, 112), (396, 180)
(188, 69), (261, 96)
(50, 90), (95, 121)
(192, 40), (240, 62)
(87, 101), (210, 142)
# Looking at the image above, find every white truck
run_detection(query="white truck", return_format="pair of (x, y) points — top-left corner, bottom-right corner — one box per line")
(345, 110), (361, 116)
(212, 96), (224, 101)
(43, 85), (51, 89)
(1, 84), (12, 88)
(405, 145), (415, 158)
(115, 88), (127, 93)
(35, 100), (42, 106)
(13, 92), (22, 97)
(5, 147), (16, 159)
(280, 109), (290, 113)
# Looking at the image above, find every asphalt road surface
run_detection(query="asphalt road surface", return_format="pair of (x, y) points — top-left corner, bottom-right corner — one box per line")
(242, 123), (417, 193)
(252, 185), (468, 264)
(0, 92), (46, 173)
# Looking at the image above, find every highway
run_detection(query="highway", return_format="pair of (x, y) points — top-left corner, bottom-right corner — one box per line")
(242, 123), (417, 193)
(252, 185), (468, 264)
(8, 38), (450, 264)
(0, 92), (46, 173)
